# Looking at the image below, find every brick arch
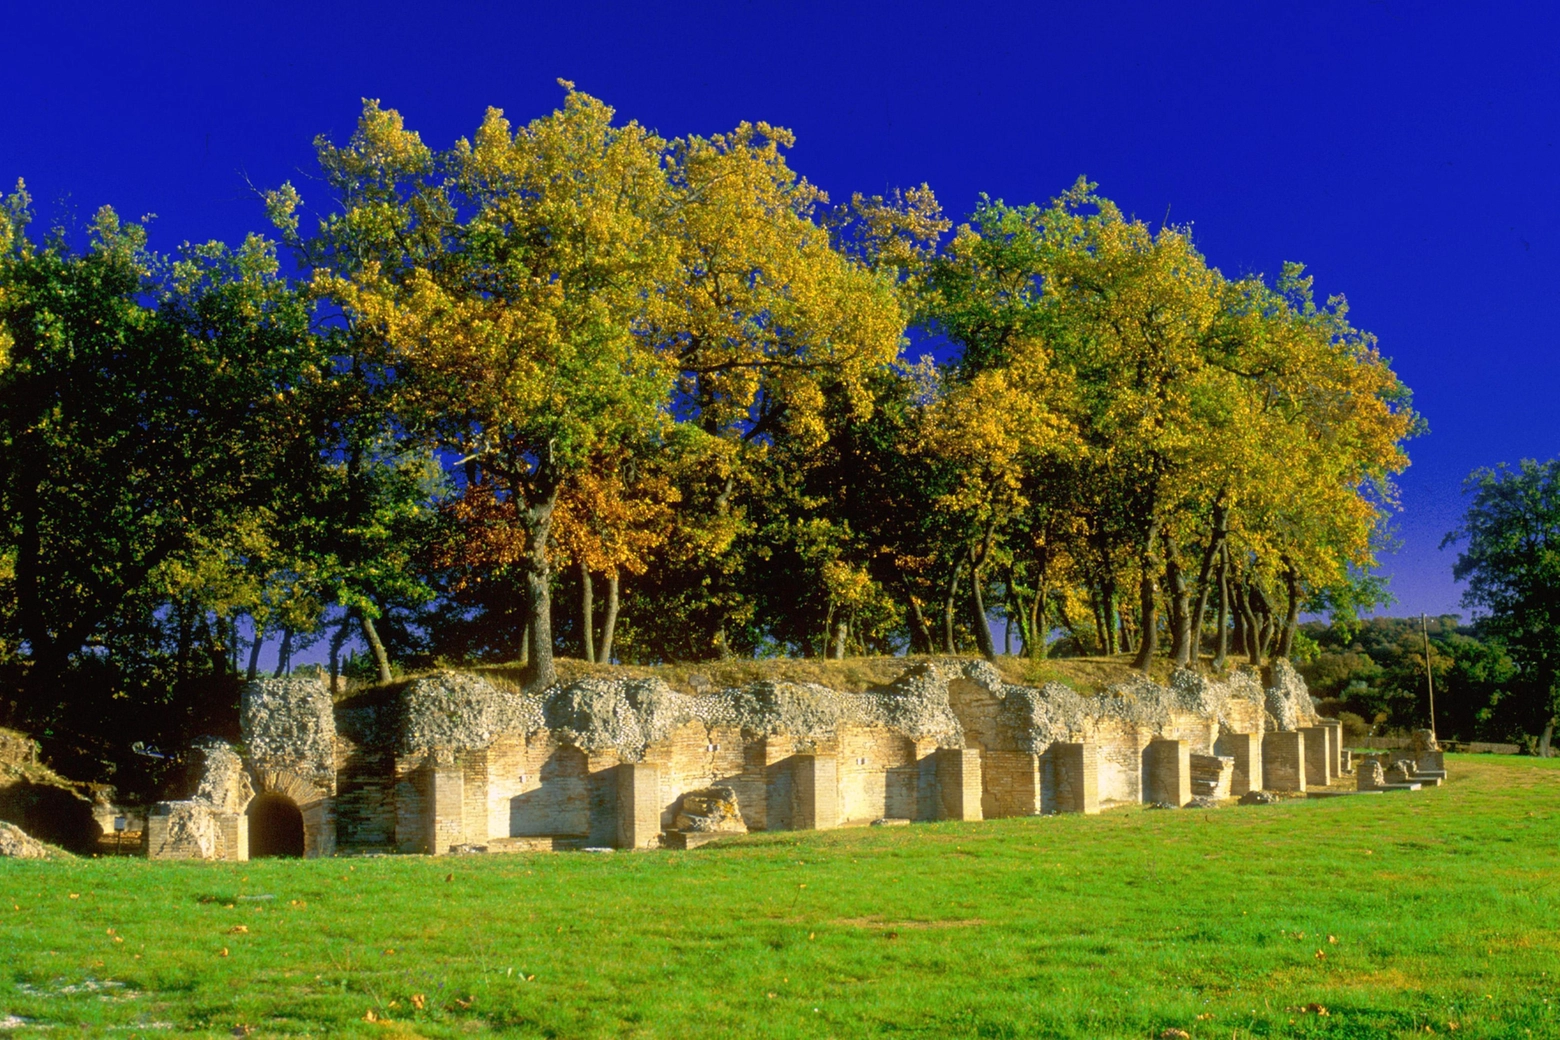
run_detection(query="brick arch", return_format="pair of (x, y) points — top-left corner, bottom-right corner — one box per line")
(245, 767), (336, 859)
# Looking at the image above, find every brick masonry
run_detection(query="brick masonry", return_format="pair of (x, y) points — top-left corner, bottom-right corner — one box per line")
(1216, 731), (1262, 795)
(1300, 726), (1332, 787)
(1263, 731), (1306, 792)
(1048, 742), (1099, 814)
(1144, 739), (1192, 807)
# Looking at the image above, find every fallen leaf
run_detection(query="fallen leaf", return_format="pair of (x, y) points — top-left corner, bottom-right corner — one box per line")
(363, 1009), (378, 1023)
(383, 949), (395, 956)
(454, 996), (473, 1010)
(69, 893), (79, 900)
(1328, 935), (1338, 944)
(1315, 949), (1326, 960)
(445, 873), (453, 883)
(219, 947), (229, 958)
(228, 926), (249, 935)
(1160, 1030), (1190, 1039)
(411, 994), (425, 1010)
(1303, 1003), (1329, 1016)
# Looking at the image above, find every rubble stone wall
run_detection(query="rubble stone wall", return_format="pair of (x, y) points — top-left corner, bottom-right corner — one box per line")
(152, 656), (1328, 859)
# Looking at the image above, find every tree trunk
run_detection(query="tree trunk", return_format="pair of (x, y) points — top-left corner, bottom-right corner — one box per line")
(246, 619), (266, 683)
(1105, 577), (1121, 655)
(523, 483), (562, 689)
(1214, 542), (1230, 669)
(360, 612), (393, 685)
(942, 557), (967, 654)
(1098, 589), (1110, 654)
(328, 616), (351, 696)
(1230, 583), (1247, 661)
(598, 572), (620, 664)
(970, 552), (997, 663)
(273, 627), (294, 678)
(174, 598), (194, 687)
(1278, 561), (1301, 659)
(1029, 586), (1047, 660)
(1165, 535), (1192, 669)
(1539, 718), (1555, 758)
(1133, 520), (1160, 672)
(1189, 501), (1228, 664)
(579, 560), (595, 664)
(898, 569), (934, 654)
(829, 615), (848, 660)
(1237, 583), (1263, 667)
(1251, 583), (1277, 661)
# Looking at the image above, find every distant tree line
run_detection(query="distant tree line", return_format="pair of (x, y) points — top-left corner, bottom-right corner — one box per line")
(0, 86), (1424, 785)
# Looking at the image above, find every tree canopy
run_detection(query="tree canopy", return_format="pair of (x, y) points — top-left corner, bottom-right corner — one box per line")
(0, 86), (1436, 789)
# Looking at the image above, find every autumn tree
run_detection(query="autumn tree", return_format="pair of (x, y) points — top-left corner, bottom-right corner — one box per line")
(277, 87), (676, 688)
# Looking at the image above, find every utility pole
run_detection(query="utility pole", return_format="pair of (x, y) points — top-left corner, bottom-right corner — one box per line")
(1421, 613), (1438, 743)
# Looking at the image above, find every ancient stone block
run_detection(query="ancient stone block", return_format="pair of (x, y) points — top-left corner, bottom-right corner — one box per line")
(1144, 739), (1191, 807)
(147, 802), (247, 861)
(792, 754), (839, 831)
(982, 750), (1041, 817)
(1320, 718), (1344, 776)
(1219, 732), (1263, 795)
(1300, 726), (1332, 787)
(616, 763), (662, 849)
(1263, 731), (1306, 792)
(673, 786), (746, 835)
(935, 748), (983, 821)
(427, 757), (465, 855)
(1357, 759), (1385, 791)
(1049, 742), (1098, 814)
(1189, 753), (1234, 800)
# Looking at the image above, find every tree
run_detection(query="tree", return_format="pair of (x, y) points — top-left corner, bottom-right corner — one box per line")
(0, 185), (323, 711)
(1446, 459), (1560, 753)
(279, 87), (676, 688)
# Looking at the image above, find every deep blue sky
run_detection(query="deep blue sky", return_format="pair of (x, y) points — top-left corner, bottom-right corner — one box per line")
(5, 1), (1557, 621)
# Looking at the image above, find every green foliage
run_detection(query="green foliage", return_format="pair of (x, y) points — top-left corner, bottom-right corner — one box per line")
(1301, 616), (1522, 741)
(1446, 459), (1560, 740)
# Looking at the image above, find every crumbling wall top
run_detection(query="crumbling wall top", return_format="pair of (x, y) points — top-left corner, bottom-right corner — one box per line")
(242, 676), (336, 782)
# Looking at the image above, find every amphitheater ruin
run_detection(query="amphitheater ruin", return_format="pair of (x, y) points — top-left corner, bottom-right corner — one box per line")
(139, 659), (1448, 861)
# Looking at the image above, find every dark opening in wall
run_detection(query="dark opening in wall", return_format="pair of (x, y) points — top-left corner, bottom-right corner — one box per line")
(248, 793), (304, 858)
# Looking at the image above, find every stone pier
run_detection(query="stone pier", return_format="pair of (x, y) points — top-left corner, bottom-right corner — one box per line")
(792, 754), (839, 831)
(1144, 739), (1191, 807)
(936, 748), (983, 821)
(616, 763), (662, 849)
(1263, 731), (1306, 792)
(1300, 726), (1332, 787)
(1049, 742), (1099, 814)
(1219, 732), (1263, 795)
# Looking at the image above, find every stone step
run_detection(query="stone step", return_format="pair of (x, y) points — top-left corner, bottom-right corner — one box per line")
(486, 835), (589, 853)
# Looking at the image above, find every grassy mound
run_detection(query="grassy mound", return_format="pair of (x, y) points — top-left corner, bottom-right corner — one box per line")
(1, 755), (1555, 1037)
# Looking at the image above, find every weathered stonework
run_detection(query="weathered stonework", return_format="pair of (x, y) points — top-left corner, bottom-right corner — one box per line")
(148, 654), (1381, 860)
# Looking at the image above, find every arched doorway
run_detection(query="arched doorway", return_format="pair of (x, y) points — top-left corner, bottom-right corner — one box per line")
(248, 793), (304, 858)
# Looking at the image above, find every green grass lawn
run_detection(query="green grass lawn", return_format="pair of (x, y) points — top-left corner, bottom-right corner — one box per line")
(2, 755), (1557, 1039)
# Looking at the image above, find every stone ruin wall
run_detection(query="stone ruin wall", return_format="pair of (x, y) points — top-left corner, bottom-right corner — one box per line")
(149, 657), (1326, 860)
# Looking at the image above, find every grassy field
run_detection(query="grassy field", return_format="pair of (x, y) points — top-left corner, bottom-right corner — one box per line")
(1, 756), (1556, 1038)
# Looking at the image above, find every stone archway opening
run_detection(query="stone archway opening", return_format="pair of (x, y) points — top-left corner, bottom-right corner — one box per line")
(248, 792), (305, 858)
